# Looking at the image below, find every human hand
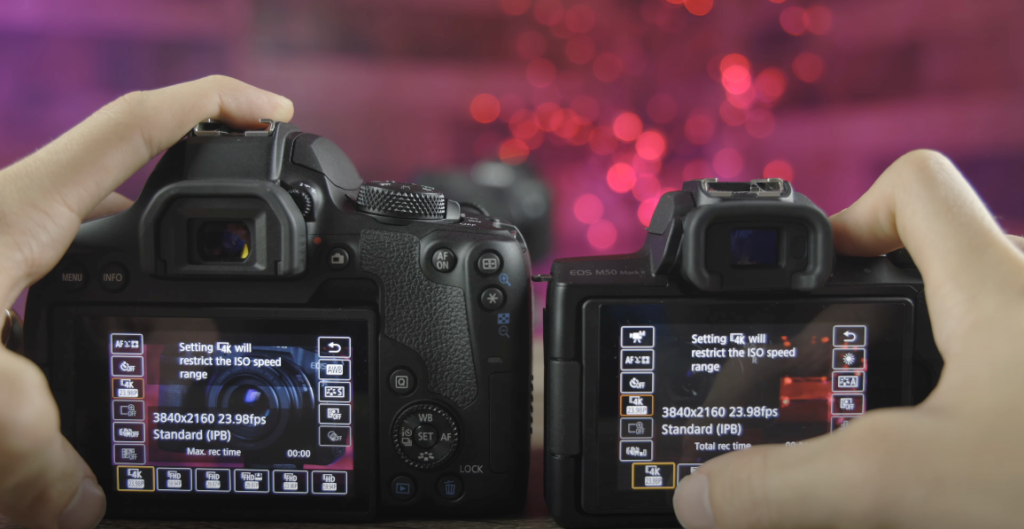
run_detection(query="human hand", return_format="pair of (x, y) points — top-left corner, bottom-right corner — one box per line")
(674, 150), (1024, 529)
(0, 76), (293, 529)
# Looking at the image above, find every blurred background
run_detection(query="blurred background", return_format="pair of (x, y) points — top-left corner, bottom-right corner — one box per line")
(3, 0), (1023, 318)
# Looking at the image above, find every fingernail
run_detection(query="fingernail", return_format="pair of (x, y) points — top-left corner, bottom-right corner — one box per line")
(58, 477), (105, 529)
(674, 473), (715, 529)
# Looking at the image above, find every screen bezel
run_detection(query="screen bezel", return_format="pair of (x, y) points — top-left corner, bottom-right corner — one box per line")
(579, 297), (914, 515)
(50, 306), (377, 520)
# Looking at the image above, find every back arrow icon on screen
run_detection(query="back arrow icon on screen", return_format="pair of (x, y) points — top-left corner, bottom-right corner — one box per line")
(843, 331), (857, 342)
(327, 342), (342, 353)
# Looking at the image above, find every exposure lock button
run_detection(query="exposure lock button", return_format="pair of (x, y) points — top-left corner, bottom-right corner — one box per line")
(480, 287), (505, 310)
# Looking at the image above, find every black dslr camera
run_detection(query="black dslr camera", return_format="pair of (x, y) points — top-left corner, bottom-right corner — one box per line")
(540, 178), (942, 528)
(23, 120), (532, 521)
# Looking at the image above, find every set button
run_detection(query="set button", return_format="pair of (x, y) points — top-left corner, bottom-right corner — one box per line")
(392, 403), (459, 469)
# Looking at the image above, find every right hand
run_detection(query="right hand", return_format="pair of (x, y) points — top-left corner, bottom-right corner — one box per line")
(673, 149), (1024, 529)
(0, 75), (293, 529)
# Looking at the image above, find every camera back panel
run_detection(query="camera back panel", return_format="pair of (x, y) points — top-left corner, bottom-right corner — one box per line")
(23, 122), (532, 521)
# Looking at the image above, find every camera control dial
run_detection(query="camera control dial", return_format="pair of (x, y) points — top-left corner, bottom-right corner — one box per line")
(356, 181), (447, 220)
(392, 402), (459, 469)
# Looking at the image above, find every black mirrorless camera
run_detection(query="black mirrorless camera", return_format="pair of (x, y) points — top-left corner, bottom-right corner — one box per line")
(541, 178), (943, 527)
(23, 120), (532, 521)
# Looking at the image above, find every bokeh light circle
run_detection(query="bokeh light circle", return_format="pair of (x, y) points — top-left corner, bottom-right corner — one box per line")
(712, 148), (744, 179)
(587, 220), (617, 249)
(683, 0), (714, 16)
(805, 6), (832, 35)
(764, 159), (794, 181)
(780, 7), (807, 36)
(565, 4), (597, 33)
(606, 163), (637, 193)
(613, 112), (643, 142)
(499, 138), (530, 165)
(573, 193), (604, 224)
(793, 52), (825, 82)
(637, 197), (661, 227)
(684, 110), (716, 145)
(470, 94), (501, 123)
(755, 68), (787, 102)
(635, 130), (667, 160)
(719, 100), (747, 126)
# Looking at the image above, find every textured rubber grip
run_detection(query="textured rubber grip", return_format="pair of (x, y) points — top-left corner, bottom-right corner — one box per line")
(360, 229), (478, 408)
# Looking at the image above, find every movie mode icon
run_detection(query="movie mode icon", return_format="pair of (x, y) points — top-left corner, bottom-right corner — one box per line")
(156, 468), (193, 492)
(116, 466), (154, 492)
(621, 326), (655, 348)
(312, 471), (348, 495)
(620, 395), (654, 417)
(195, 469), (231, 493)
(631, 463), (676, 490)
(234, 469), (271, 493)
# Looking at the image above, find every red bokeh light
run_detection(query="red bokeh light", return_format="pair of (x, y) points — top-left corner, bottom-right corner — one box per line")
(719, 100), (746, 126)
(780, 7), (807, 36)
(635, 130), (667, 160)
(683, 159), (715, 181)
(745, 108), (775, 138)
(755, 68), (787, 103)
(526, 58), (557, 88)
(470, 93), (501, 123)
(565, 4), (597, 33)
(632, 175), (662, 201)
(573, 193), (604, 224)
(613, 112), (643, 142)
(509, 109), (540, 139)
(721, 64), (752, 94)
(606, 162), (637, 193)
(647, 93), (678, 124)
(534, 0), (565, 26)
(535, 102), (566, 131)
(720, 53), (751, 73)
(805, 6), (832, 35)
(566, 35), (596, 64)
(682, 0), (714, 16)
(764, 159), (794, 181)
(587, 220), (617, 249)
(516, 30), (547, 60)
(501, 0), (531, 16)
(571, 95), (600, 124)
(684, 110), (716, 145)
(499, 138), (530, 165)
(589, 126), (618, 155)
(637, 197), (660, 227)
(726, 88), (756, 109)
(793, 52), (825, 82)
(592, 52), (624, 83)
(713, 148), (744, 179)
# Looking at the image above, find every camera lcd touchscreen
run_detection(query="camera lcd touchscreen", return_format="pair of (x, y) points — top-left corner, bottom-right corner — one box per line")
(584, 299), (911, 513)
(58, 309), (374, 516)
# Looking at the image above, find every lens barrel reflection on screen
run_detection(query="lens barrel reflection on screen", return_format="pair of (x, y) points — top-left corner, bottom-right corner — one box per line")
(198, 221), (252, 262)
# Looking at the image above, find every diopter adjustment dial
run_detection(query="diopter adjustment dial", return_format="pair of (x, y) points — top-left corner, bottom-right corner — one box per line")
(392, 402), (459, 470)
(356, 181), (446, 220)
(287, 187), (314, 218)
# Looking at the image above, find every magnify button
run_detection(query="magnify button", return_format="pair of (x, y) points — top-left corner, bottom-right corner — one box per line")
(498, 273), (512, 287)
(498, 326), (510, 339)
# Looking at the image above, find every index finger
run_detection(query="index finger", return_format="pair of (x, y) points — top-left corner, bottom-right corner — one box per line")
(830, 149), (1024, 352)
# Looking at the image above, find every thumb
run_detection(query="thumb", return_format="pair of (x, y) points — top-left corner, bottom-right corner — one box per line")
(0, 349), (105, 529)
(673, 419), (885, 529)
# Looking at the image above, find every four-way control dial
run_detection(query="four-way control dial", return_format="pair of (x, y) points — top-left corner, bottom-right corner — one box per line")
(356, 181), (447, 220)
(392, 403), (459, 470)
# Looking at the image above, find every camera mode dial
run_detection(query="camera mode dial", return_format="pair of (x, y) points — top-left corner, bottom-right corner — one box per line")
(356, 181), (447, 220)
(392, 402), (459, 470)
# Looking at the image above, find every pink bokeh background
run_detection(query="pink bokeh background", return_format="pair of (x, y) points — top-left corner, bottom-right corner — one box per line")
(3, 0), (1022, 316)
